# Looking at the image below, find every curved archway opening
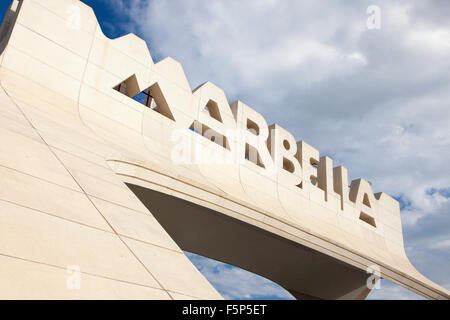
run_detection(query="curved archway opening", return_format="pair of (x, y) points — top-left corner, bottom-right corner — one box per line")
(185, 251), (295, 300)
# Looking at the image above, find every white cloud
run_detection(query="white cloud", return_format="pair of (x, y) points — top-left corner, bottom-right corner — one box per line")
(430, 239), (450, 250)
(407, 29), (450, 54)
(185, 252), (294, 300)
(367, 280), (424, 300)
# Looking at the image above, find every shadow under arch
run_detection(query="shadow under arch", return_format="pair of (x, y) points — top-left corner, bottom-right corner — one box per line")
(126, 184), (371, 300)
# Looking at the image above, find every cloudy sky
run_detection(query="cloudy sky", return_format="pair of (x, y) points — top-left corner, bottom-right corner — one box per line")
(62, 0), (450, 299)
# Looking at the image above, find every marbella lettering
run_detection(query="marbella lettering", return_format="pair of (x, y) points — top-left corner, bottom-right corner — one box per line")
(114, 74), (397, 230)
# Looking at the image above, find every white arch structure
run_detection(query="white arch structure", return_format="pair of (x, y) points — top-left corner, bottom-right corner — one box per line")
(0, 0), (448, 300)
